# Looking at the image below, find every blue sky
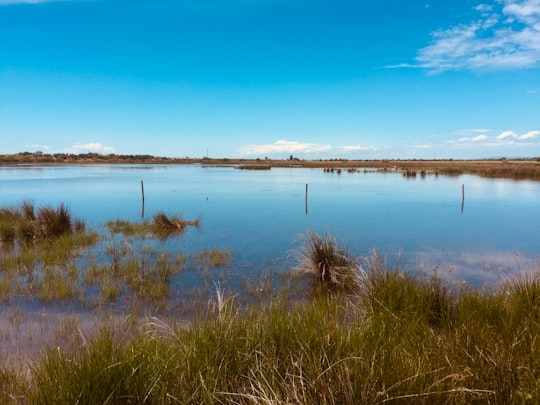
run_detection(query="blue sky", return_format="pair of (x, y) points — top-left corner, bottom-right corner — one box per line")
(1, 0), (539, 159)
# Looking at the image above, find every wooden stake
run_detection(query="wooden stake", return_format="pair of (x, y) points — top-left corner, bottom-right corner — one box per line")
(461, 184), (465, 213)
(141, 180), (145, 218)
(305, 183), (308, 215)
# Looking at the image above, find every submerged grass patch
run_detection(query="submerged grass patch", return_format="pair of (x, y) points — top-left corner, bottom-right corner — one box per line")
(196, 249), (234, 268)
(106, 212), (200, 239)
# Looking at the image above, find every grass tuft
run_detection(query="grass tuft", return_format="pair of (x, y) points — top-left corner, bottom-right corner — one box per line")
(296, 230), (362, 293)
(36, 203), (73, 240)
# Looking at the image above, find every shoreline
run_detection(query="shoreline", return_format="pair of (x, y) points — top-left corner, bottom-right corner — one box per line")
(2, 153), (540, 180)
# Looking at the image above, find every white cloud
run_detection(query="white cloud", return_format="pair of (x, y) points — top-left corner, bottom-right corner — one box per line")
(519, 130), (540, 139)
(405, 0), (540, 72)
(504, 0), (540, 24)
(475, 4), (493, 14)
(458, 134), (489, 142)
(238, 139), (374, 156)
(69, 142), (115, 154)
(496, 130), (540, 141)
(338, 145), (371, 152)
(496, 130), (518, 140)
(239, 140), (331, 155)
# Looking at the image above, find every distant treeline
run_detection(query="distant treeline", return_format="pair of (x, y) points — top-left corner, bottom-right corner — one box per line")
(0, 151), (193, 165)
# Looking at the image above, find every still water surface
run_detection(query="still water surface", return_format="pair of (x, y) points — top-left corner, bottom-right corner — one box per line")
(1, 164), (539, 287)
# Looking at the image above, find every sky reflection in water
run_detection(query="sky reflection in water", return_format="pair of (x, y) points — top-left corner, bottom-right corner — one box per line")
(1, 164), (538, 287)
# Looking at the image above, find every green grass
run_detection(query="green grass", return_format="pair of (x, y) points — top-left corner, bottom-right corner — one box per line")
(197, 249), (234, 268)
(15, 266), (540, 404)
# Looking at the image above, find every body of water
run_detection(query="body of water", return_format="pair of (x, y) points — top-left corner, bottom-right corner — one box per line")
(1, 164), (539, 287)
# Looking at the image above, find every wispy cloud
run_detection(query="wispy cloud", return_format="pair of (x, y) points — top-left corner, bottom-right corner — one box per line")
(27, 144), (51, 151)
(0, 0), (62, 4)
(496, 129), (540, 141)
(496, 130), (518, 140)
(393, 0), (540, 72)
(67, 142), (115, 154)
(520, 130), (540, 139)
(0, 0), (92, 5)
(458, 135), (489, 142)
(454, 129), (491, 135)
(448, 129), (540, 148)
(237, 139), (375, 157)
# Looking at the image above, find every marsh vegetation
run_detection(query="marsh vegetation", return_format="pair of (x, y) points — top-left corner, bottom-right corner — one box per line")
(1, 202), (540, 403)
(2, 152), (539, 180)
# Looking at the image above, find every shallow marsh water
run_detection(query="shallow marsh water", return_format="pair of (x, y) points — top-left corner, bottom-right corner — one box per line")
(1, 164), (539, 363)
(1, 163), (539, 286)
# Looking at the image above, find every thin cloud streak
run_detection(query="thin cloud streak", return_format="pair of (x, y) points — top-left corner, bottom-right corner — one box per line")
(454, 129), (491, 135)
(66, 142), (115, 154)
(496, 130), (540, 140)
(28, 144), (51, 150)
(237, 139), (375, 157)
(458, 135), (489, 142)
(0, 0), (62, 4)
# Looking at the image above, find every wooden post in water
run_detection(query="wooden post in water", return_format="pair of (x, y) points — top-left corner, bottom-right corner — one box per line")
(461, 184), (465, 213)
(305, 183), (309, 215)
(141, 180), (145, 218)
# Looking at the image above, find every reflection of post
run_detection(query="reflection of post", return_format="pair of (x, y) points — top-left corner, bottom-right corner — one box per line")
(305, 183), (309, 215)
(141, 180), (145, 218)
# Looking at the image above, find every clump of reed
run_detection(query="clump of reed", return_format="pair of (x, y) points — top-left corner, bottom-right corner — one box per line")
(36, 203), (73, 239)
(296, 231), (362, 293)
(107, 213), (201, 239)
(152, 212), (200, 239)
(323, 167), (342, 174)
(0, 201), (83, 246)
(403, 168), (417, 178)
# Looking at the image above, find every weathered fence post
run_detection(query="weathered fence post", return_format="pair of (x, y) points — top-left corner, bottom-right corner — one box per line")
(141, 180), (145, 218)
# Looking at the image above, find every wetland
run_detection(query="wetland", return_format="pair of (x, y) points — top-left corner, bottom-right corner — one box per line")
(1, 159), (539, 403)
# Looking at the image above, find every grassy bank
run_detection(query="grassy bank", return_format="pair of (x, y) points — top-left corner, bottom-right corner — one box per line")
(1, 226), (539, 403)
(3, 263), (540, 403)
